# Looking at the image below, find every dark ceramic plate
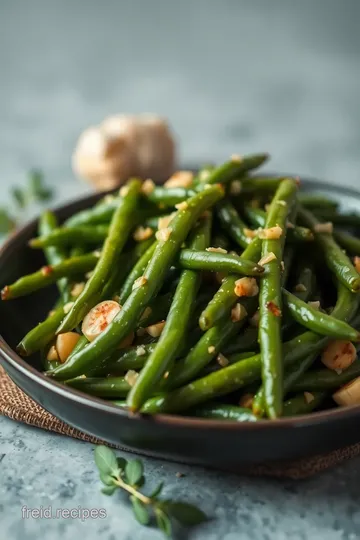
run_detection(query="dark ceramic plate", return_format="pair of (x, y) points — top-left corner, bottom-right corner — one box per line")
(1, 177), (360, 469)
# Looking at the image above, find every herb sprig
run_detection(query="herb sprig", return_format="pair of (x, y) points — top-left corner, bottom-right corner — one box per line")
(94, 445), (207, 537)
(0, 169), (54, 235)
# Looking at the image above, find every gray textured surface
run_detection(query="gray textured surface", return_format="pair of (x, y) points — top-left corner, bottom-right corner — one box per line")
(1, 1), (360, 538)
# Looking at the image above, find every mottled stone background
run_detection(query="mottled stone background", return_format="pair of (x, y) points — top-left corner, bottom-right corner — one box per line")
(1, 1), (360, 538)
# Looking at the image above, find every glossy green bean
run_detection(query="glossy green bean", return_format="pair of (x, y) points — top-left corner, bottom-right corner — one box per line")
(127, 215), (211, 410)
(334, 230), (360, 255)
(17, 306), (66, 357)
(1, 253), (99, 300)
(119, 241), (157, 303)
(178, 249), (265, 276)
(189, 403), (258, 422)
(65, 197), (120, 227)
(30, 225), (109, 248)
(312, 209), (360, 228)
(57, 179), (142, 333)
(147, 187), (195, 206)
(282, 392), (327, 417)
(291, 361), (360, 392)
(297, 194), (338, 210)
(199, 154), (269, 186)
(222, 326), (259, 356)
(216, 199), (250, 249)
(243, 206), (314, 243)
(299, 206), (360, 292)
(258, 178), (298, 418)
(49, 185), (224, 380)
(66, 376), (130, 397)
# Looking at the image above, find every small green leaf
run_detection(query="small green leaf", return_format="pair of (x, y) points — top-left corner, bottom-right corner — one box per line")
(130, 496), (150, 526)
(156, 509), (172, 537)
(101, 485), (117, 496)
(28, 169), (53, 202)
(0, 208), (15, 234)
(116, 457), (127, 471)
(99, 472), (115, 486)
(125, 459), (144, 486)
(94, 445), (119, 476)
(149, 481), (164, 499)
(11, 187), (28, 208)
(165, 501), (208, 526)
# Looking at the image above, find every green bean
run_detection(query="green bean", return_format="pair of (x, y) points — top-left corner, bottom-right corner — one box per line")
(29, 225), (109, 249)
(200, 154), (269, 186)
(65, 198), (120, 227)
(299, 206), (360, 292)
(199, 236), (262, 330)
(290, 361), (360, 392)
(39, 210), (71, 302)
(165, 297), (256, 390)
(66, 376), (130, 398)
(282, 392), (327, 417)
(1, 253), (99, 300)
(222, 326), (259, 356)
(188, 403), (258, 422)
(243, 207), (314, 243)
(49, 185), (224, 380)
(211, 233), (231, 250)
(127, 215), (212, 410)
(178, 249), (265, 276)
(147, 187), (195, 206)
(119, 241), (157, 303)
(259, 178), (298, 418)
(291, 265), (313, 303)
(334, 230), (360, 255)
(216, 199), (250, 249)
(57, 179), (142, 333)
(17, 306), (66, 357)
(297, 194), (338, 211)
(100, 343), (157, 375)
(283, 289), (360, 341)
(137, 291), (174, 328)
(239, 176), (288, 194)
(312, 209), (360, 228)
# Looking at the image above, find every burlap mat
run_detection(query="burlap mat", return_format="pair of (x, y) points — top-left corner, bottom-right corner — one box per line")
(1, 365), (360, 479)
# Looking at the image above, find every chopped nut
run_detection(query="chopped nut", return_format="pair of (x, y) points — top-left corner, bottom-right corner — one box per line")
(132, 276), (148, 290)
(63, 302), (75, 314)
(175, 201), (188, 211)
(163, 371), (170, 379)
(198, 169), (211, 182)
(56, 332), (81, 363)
(119, 185), (129, 197)
(85, 271), (94, 279)
(234, 277), (259, 298)
(276, 200), (287, 207)
(133, 226), (153, 242)
(82, 300), (121, 341)
(217, 353), (229, 367)
(308, 300), (321, 310)
(333, 377), (360, 406)
(229, 180), (242, 195)
(156, 227), (172, 242)
(314, 222), (333, 234)
(158, 214), (175, 230)
(258, 225), (283, 240)
(266, 301), (282, 317)
(93, 250), (102, 258)
(354, 256), (360, 273)
(206, 246), (228, 254)
(208, 345), (216, 354)
(231, 303), (248, 322)
(258, 252), (277, 266)
(304, 392), (314, 404)
(321, 340), (357, 371)
(71, 282), (86, 297)
(136, 345), (146, 356)
(146, 321), (166, 337)
(280, 261), (285, 271)
(164, 170), (194, 188)
(239, 393), (254, 408)
(250, 310), (260, 327)
(141, 178), (155, 195)
(47, 345), (60, 362)
(103, 194), (115, 204)
(244, 228), (257, 239)
(124, 370), (139, 387)
(41, 265), (53, 276)
(295, 283), (307, 293)
(231, 154), (242, 162)
(140, 306), (152, 320)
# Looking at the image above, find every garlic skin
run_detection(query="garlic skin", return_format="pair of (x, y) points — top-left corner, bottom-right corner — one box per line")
(72, 114), (176, 190)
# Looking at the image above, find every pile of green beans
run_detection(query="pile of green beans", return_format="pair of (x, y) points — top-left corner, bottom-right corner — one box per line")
(5, 154), (360, 422)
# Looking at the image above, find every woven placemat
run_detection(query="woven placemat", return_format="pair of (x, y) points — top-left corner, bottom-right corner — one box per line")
(1, 365), (360, 479)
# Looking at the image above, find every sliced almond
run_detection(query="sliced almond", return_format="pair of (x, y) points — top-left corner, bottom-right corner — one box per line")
(234, 277), (259, 298)
(82, 300), (121, 342)
(141, 178), (155, 195)
(124, 370), (139, 387)
(333, 377), (360, 406)
(216, 353), (229, 367)
(146, 321), (166, 337)
(206, 247), (228, 254)
(133, 226), (153, 242)
(132, 276), (148, 290)
(258, 252), (277, 266)
(321, 340), (357, 371)
(164, 170), (193, 188)
(156, 227), (172, 242)
(56, 332), (81, 363)
(257, 225), (283, 240)
(314, 222), (333, 234)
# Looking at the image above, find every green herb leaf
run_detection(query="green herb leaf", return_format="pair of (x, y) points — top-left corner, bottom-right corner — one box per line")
(165, 501), (208, 526)
(11, 187), (27, 208)
(116, 457), (127, 471)
(156, 508), (172, 537)
(130, 496), (150, 526)
(99, 472), (115, 486)
(0, 208), (15, 234)
(101, 485), (117, 496)
(94, 445), (119, 477)
(28, 169), (53, 202)
(125, 459), (144, 486)
(149, 481), (164, 499)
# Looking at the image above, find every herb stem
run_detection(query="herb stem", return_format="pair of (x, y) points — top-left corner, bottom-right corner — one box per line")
(113, 476), (151, 505)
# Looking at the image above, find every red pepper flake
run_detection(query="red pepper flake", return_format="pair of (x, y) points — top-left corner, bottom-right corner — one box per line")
(266, 301), (282, 317)
(41, 265), (53, 276)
